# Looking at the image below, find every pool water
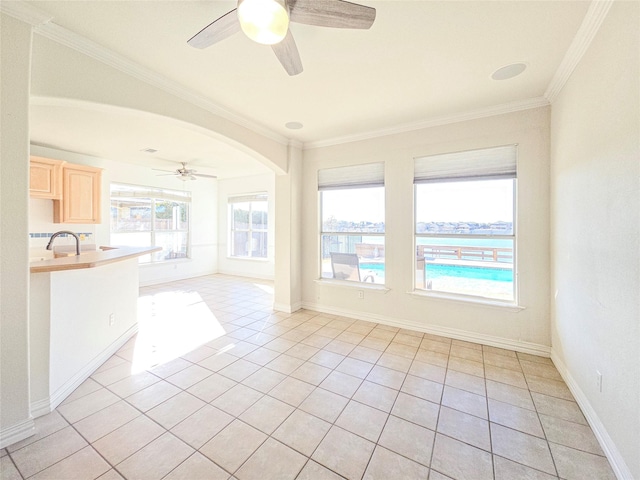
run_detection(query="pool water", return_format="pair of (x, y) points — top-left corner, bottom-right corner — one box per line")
(360, 262), (513, 282)
(426, 264), (512, 282)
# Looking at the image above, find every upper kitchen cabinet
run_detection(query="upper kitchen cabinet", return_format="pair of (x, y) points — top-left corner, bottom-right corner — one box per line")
(30, 156), (64, 199)
(53, 164), (102, 224)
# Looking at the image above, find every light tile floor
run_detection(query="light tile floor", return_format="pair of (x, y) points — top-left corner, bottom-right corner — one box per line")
(1, 274), (617, 480)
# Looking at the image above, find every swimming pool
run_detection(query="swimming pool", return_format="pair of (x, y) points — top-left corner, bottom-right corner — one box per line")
(360, 262), (513, 282)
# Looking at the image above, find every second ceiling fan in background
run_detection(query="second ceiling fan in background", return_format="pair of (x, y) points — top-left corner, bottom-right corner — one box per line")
(187, 0), (376, 76)
(154, 162), (217, 181)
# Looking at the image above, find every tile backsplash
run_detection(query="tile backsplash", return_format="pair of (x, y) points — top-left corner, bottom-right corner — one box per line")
(29, 232), (94, 251)
(29, 232), (93, 239)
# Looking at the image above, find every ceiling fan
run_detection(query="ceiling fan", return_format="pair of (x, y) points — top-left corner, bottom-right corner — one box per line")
(154, 162), (217, 181)
(187, 0), (376, 76)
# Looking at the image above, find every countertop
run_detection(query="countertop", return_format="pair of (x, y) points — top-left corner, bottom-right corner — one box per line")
(30, 246), (162, 273)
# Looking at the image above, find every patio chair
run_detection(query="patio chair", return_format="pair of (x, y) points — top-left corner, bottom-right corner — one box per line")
(330, 252), (375, 282)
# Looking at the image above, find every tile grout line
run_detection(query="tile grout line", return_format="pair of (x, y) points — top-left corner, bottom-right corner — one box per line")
(519, 351), (560, 479)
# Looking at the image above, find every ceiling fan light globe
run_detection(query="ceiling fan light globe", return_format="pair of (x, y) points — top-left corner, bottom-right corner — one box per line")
(237, 0), (289, 45)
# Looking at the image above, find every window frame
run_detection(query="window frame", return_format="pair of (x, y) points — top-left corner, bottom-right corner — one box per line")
(413, 146), (518, 303)
(318, 163), (386, 285)
(228, 193), (268, 259)
(110, 183), (191, 264)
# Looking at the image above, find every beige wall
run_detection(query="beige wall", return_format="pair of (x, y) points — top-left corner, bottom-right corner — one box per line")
(550, 1), (640, 478)
(0, 13), (35, 448)
(301, 107), (551, 353)
(274, 145), (303, 312)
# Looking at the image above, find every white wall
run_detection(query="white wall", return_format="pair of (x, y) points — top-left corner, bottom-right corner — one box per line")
(217, 173), (276, 279)
(302, 107), (551, 353)
(30, 259), (139, 414)
(30, 145), (218, 286)
(0, 13), (35, 449)
(274, 145), (303, 312)
(549, 2), (639, 478)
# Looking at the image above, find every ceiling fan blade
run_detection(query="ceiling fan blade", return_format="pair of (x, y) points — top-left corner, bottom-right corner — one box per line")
(155, 173), (179, 176)
(272, 30), (303, 76)
(193, 173), (218, 179)
(188, 9), (241, 49)
(152, 168), (175, 173)
(289, 0), (376, 29)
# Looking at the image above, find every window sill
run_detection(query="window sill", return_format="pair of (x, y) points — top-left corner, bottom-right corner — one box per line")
(227, 256), (270, 262)
(315, 278), (390, 293)
(408, 289), (525, 311)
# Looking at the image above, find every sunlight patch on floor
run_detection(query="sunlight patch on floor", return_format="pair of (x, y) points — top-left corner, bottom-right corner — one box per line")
(254, 283), (274, 295)
(133, 289), (226, 372)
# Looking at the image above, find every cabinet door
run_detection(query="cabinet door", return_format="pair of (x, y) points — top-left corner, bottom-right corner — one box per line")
(29, 157), (64, 199)
(54, 165), (102, 223)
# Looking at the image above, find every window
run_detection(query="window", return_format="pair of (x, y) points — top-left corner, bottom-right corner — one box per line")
(319, 163), (385, 284)
(229, 194), (268, 258)
(110, 183), (190, 263)
(414, 145), (516, 301)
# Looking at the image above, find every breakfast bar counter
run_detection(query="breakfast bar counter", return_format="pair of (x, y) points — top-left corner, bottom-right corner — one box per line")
(29, 245), (159, 416)
(29, 246), (161, 273)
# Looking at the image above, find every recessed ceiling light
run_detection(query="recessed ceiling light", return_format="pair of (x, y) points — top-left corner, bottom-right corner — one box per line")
(141, 147), (158, 153)
(491, 62), (527, 81)
(285, 121), (303, 130)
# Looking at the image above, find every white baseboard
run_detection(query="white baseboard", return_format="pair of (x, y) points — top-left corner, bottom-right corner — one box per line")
(30, 397), (53, 419)
(273, 302), (303, 314)
(301, 301), (551, 357)
(30, 324), (138, 417)
(551, 352), (633, 480)
(0, 417), (35, 450)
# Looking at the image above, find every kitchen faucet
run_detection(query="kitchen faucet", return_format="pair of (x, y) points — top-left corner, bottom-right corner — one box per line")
(46, 230), (80, 256)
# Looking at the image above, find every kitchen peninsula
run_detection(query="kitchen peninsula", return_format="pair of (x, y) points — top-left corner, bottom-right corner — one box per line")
(29, 246), (160, 416)
(29, 246), (160, 273)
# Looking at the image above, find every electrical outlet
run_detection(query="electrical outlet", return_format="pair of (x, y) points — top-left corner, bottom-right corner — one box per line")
(596, 370), (602, 392)
(358, 290), (364, 299)
(109, 313), (115, 326)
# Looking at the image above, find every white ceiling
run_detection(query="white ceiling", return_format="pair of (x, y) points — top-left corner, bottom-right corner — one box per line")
(15, 1), (592, 177)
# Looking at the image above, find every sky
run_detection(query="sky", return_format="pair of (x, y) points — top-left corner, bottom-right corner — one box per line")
(416, 179), (514, 223)
(322, 180), (514, 224)
(322, 187), (385, 223)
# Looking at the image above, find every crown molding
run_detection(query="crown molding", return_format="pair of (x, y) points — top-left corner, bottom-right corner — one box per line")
(304, 97), (550, 150)
(0, 0), (52, 26)
(5, 0), (602, 152)
(544, 0), (614, 102)
(288, 139), (304, 150)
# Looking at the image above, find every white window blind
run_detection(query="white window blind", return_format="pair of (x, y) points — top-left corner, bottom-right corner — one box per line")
(318, 162), (384, 190)
(414, 145), (517, 184)
(228, 193), (267, 204)
(111, 185), (191, 203)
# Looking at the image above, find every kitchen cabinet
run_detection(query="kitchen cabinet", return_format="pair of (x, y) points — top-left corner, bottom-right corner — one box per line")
(53, 163), (102, 224)
(29, 156), (64, 199)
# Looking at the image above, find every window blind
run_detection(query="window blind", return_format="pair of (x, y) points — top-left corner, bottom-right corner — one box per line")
(318, 162), (384, 190)
(414, 145), (517, 184)
(228, 193), (267, 204)
(110, 184), (191, 203)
